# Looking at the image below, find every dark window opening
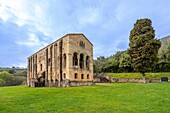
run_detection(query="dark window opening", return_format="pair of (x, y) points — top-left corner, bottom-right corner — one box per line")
(87, 74), (89, 79)
(74, 73), (78, 79)
(40, 64), (42, 71)
(81, 74), (84, 79)
(63, 54), (66, 68)
(86, 56), (90, 70)
(80, 53), (84, 69)
(63, 73), (66, 79)
(79, 41), (85, 48)
(73, 52), (78, 66)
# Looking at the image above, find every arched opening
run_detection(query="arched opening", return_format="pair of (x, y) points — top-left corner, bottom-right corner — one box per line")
(81, 74), (84, 79)
(86, 56), (90, 70)
(63, 73), (66, 79)
(80, 53), (84, 69)
(40, 64), (42, 71)
(63, 54), (66, 68)
(73, 52), (78, 66)
(74, 73), (78, 79)
(87, 74), (89, 79)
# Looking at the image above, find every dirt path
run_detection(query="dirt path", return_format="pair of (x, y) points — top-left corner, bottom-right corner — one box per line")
(95, 83), (112, 86)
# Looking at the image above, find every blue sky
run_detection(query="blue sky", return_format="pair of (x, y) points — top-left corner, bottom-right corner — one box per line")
(0, 0), (170, 67)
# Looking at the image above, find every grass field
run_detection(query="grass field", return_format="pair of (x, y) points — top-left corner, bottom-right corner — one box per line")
(107, 72), (170, 79)
(0, 83), (170, 113)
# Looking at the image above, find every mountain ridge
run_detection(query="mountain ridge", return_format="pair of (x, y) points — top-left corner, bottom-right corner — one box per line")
(158, 35), (170, 56)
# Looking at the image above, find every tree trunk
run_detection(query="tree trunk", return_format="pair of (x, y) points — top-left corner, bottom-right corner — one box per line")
(142, 73), (146, 83)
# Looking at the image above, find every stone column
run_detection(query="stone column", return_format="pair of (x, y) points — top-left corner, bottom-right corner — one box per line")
(59, 40), (63, 87)
(31, 56), (34, 87)
(32, 56), (34, 79)
(49, 46), (52, 85)
(33, 55), (36, 79)
(54, 44), (57, 84)
(77, 54), (80, 68)
(84, 55), (86, 70)
(35, 55), (37, 79)
(66, 37), (70, 80)
(45, 48), (48, 86)
(29, 57), (32, 78)
(67, 53), (72, 79)
(29, 58), (31, 85)
(77, 54), (80, 80)
(27, 58), (30, 86)
(90, 53), (93, 81)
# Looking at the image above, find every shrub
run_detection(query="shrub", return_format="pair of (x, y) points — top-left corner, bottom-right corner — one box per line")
(0, 71), (26, 86)
(0, 79), (6, 86)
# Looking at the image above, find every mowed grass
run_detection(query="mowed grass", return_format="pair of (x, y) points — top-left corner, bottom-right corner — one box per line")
(107, 72), (170, 79)
(0, 83), (170, 113)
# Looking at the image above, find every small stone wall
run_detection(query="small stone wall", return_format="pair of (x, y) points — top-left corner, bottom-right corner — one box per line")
(29, 79), (94, 87)
(69, 81), (94, 87)
(93, 73), (167, 83)
(110, 78), (160, 83)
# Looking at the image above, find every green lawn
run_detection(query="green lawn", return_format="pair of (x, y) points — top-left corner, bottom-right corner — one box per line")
(0, 83), (170, 113)
(107, 72), (170, 79)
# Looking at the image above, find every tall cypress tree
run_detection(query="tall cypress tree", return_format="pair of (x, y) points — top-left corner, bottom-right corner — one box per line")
(129, 18), (161, 83)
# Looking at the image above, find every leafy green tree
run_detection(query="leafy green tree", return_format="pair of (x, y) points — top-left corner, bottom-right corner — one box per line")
(93, 57), (106, 73)
(103, 58), (118, 72)
(97, 56), (105, 60)
(166, 43), (170, 61)
(0, 71), (14, 85)
(119, 51), (132, 72)
(0, 79), (6, 86)
(8, 68), (16, 74)
(129, 18), (161, 83)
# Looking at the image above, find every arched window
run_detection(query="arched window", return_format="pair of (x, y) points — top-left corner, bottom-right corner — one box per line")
(63, 73), (66, 79)
(86, 56), (90, 70)
(74, 73), (78, 79)
(40, 64), (42, 71)
(87, 74), (89, 79)
(81, 74), (84, 79)
(73, 52), (78, 66)
(80, 53), (84, 69)
(63, 54), (66, 68)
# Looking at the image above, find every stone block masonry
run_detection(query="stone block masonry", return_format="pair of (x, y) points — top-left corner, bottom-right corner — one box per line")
(27, 34), (93, 87)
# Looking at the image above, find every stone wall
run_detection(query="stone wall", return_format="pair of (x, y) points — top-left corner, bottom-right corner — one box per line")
(27, 34), (93, 87)
(93, 73), (167, 83)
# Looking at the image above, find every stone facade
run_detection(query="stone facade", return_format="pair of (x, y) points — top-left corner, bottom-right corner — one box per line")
(27, 34), (93, 87)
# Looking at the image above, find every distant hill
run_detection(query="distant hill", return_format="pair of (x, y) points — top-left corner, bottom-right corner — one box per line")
(158, 35), (170, 56)
(0, 67), (27, 76)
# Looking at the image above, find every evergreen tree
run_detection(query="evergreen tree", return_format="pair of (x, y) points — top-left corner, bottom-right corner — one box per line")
(128, 18), (161, 83)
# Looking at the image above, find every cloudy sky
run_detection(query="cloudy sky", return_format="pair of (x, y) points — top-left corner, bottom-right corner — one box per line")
(0, 0), (170, 67)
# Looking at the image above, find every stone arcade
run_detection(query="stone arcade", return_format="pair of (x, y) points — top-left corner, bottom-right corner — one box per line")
(27, 34), (93, 87)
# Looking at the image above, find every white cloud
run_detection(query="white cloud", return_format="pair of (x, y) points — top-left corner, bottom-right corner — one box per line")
(0, 0), (53, 37)
(0, 0), (31, 22)
(77, 8), (101, 28)
(16, 33), (47, 47)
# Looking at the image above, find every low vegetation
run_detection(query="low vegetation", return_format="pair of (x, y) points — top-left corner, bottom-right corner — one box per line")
(0, 67), (27, 76)
(0, 71), (26, 86)
(0, 83), (170, 113)
(107, 72), (170, 79)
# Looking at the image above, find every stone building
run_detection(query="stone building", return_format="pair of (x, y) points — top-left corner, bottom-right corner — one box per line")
(27, 34), (93, 87)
